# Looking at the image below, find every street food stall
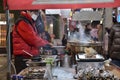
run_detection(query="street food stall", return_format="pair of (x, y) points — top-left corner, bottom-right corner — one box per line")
(67, 8), (120, 79)
(2, 0), (120, 80)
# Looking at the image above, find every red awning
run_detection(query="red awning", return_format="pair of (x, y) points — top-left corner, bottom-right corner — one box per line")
(3, 0), (120, 10)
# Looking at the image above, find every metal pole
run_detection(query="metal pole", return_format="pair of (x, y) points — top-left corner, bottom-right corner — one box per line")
(6, 9), (11, 80)
(67, 18), (70, 39)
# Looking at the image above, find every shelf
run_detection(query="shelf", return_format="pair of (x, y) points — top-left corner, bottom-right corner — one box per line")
(0, 13), (14, 48)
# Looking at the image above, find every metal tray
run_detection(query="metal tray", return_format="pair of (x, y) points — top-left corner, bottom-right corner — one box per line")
(68, 41), (103, 47)
(26, 55), (57, 67)
(76, 53), (104, 62)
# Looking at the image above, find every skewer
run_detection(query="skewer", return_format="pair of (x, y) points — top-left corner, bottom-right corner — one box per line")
(22, 50), (33, 57)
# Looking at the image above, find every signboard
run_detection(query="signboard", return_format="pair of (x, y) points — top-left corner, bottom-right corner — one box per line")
(3, 0), (120, 10)
(45, 9), (71, 18)
(72, 11), (102, 21)
(33, 0), (114, 4)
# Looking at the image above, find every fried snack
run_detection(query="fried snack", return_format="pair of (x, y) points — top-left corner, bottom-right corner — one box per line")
(84, 47), (97, 57)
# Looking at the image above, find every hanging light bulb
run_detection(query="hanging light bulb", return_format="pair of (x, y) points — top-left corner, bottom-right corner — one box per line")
(50, 23), (53, 28)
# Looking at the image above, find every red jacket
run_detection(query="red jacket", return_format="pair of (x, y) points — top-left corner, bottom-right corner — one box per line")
(12, 11), (48, 58)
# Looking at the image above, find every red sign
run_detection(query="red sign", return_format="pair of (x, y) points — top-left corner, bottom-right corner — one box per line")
(3, 0), (120, 10)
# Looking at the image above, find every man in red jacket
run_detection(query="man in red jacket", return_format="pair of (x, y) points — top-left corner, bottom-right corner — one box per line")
(12, 10), (50, 73)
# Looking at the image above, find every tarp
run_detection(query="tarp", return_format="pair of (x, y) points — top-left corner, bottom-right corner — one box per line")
(3, 0), (120, 10)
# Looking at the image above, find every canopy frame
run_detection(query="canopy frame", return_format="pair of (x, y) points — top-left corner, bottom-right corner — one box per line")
(3, 0), (120, 80)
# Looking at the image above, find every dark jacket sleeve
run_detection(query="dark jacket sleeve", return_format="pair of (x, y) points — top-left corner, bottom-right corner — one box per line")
(17, 20), (48, 48)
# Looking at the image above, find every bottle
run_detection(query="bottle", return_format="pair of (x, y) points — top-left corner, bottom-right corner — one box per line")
(40, 47), (44, 55)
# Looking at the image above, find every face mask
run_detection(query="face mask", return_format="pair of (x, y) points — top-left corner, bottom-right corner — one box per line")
(31, 13), (38, 21)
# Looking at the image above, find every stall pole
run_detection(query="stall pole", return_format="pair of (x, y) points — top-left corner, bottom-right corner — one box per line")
(6, 9), (11, 80)
(67, 18), (70, 38)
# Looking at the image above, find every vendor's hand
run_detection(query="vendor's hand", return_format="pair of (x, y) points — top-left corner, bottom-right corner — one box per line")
(43, 43), (53, 49)
(48, 43), (53, 47)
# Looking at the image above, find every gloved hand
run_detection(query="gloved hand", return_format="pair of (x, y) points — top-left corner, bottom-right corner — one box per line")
(43, 43), (52, 50)
(49, 43), (53, 47)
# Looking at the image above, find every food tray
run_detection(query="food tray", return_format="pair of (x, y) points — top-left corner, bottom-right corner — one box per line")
(76, 53), (104, 62)
(68, 41), (103, 47)
(26, 55), (57, 67)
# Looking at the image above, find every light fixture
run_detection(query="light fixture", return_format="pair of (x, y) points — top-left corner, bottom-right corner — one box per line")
(0, 21), (6, 25)
(50, 23), (53, 28)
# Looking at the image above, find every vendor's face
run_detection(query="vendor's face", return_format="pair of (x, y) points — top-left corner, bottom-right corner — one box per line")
(32, 11), (39, 16)
(28, 11), (39, 21)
